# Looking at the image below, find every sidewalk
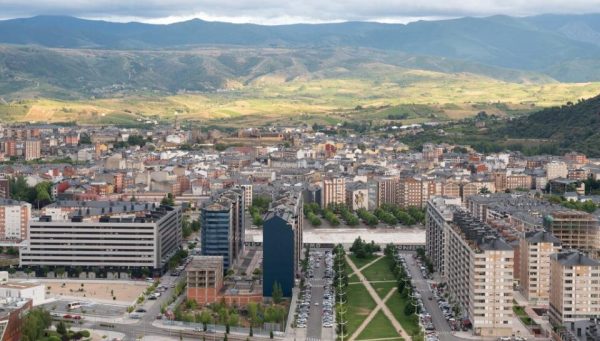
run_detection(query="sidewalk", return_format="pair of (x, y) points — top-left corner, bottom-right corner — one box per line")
(284, 287), (302, 341)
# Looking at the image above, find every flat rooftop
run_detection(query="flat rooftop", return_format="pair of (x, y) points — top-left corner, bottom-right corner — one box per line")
(246, 227), (425, 246)
(0, 281), (44, 290)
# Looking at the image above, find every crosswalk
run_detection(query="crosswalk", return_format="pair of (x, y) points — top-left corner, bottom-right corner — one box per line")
(306, 338), (321, 341)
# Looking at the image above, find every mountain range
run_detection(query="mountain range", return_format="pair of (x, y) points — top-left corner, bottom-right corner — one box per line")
(2, 14), (600, 79)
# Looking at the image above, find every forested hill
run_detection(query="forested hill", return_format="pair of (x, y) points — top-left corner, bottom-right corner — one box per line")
(506, 94), (600, 156)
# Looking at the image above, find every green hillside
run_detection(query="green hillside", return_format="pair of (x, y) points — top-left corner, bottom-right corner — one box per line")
(506, 94), (600, 156)
(0, 46), (559, 100)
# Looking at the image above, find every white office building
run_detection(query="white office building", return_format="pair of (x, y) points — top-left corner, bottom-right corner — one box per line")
(20, 202), (182, 274)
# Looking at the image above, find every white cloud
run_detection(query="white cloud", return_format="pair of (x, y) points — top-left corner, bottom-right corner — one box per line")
(0, 0), (599, 24)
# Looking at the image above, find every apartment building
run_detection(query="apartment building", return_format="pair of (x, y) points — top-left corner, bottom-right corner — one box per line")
(20, 203), (182, 274)
(239, 183), (253, 208)
(461, 181), (495, 201)
(321, 176), (346, 209)
(519, 230), (562, 304)
(549, 251), (600, 325)
(448, 211), (514, 337)
(545, 211), (600, 260)
(346, 182), (368, 211)
(441, 181), (460, 199)
(263, 190), (303, 298)
(397, 177), (436, 208)
(2, 140), (16, 158)
(425, 196), (461, 278)
(24, 139), (41, 161)
(0, 199), (31, 240)
(426, 198), (514, 337)
(186, 256), (224, 304)
(200, 188), (246, 271)
(546, 161), (568, 180)
(0, 178), (9, 199)
(377, 177), (398, 207)
(564, 152), (588, 165)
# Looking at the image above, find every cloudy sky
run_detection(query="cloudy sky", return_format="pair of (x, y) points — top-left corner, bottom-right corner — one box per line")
(1, 0), (599, 24)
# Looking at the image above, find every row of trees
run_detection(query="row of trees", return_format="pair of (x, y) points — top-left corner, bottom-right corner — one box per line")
(304, 202), (425, 227)
(357, 208), (379, 226)
(322, 208), (340, 226)
(416, 247), (434, 274)
(350, 237), (381, 259)
(304, 203), (322, 226)
(333, 244), (349, 337)
(383, 244), (425, 340)
(379, 204), (425, 225)
(339, 206), (359, 226)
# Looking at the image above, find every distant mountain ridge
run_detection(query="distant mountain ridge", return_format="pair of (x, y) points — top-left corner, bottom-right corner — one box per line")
(1, 14), (600, 80)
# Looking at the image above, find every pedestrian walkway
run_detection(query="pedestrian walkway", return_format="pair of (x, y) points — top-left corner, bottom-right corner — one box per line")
(350, 288), (398, 341)
(348, 256), (382, 277)
(345, 255), (410, 341)
(348, 280), (396, 285)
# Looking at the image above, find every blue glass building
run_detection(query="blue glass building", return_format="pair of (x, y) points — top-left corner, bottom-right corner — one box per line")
(263, 190), (303, 298)
(200, 188), (245, 271)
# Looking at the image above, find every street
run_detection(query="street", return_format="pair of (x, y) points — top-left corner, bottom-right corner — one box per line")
(400, 252), (467, 341)
(306, 254), (325, 341)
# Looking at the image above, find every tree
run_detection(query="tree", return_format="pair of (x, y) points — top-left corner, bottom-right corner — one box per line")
(21, 308), (52, 341)
(161, 193), (175, 206)
(272, 281), (283, 304)
(56, 321), (67, 335)
(79, 133), (92, 145)
(404, 301), (416, 316)
(127, 135), (146, 147)
(200, 310), (212, 331)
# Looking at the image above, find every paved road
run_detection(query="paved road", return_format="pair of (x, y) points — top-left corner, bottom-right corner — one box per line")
(306, 252), (325, 341)
(401, 252), (467, 341)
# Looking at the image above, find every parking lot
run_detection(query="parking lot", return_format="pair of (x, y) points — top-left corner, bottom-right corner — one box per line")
(295, 248), (334, 340)
(42, 299), (126, 318)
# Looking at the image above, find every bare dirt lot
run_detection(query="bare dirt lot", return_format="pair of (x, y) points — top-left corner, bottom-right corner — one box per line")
(43, 280), (149, 305)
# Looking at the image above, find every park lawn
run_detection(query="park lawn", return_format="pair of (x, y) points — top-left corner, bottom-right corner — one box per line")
(344, 282), (377, 337)
(370, 281), (397, 300)
(385, 291), (422, 337)
(356, 310), (401, 340)
(349, 254), (379, 269)
(346, 257), (359, 282)
(362, 256), (396, 282)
